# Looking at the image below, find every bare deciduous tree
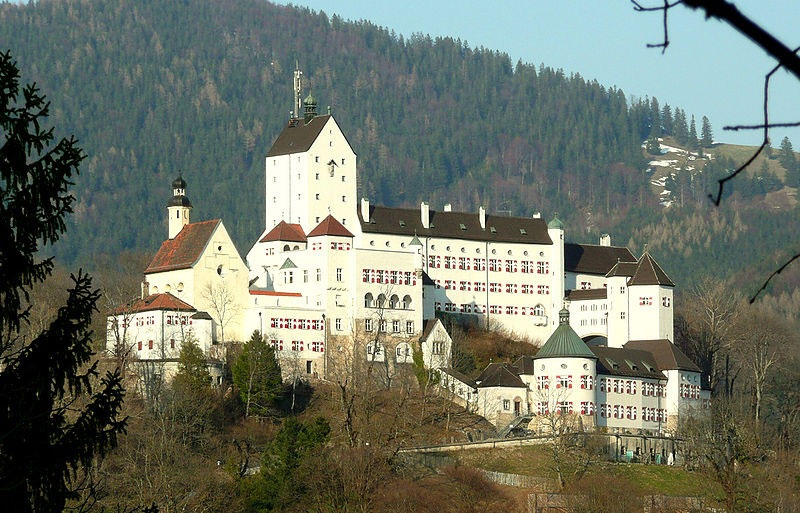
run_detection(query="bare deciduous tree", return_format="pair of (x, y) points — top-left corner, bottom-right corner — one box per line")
(201, 281), (241, 344)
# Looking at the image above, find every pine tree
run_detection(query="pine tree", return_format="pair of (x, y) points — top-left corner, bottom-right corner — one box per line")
(674, 108), (689, 145)
(649, 97), (661, 137)
(661, 104), (673, 135)
(173, 334), (211, 391)
(646, 135), (661, 155)
(0, 50), (126, 512)
(233, 331), (283, 417)
(689, 115), (699, 150)
(700, 115), (714, 147)
(779, 136), (798, 187)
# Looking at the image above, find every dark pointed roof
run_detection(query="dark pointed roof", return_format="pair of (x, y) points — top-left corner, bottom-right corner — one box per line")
(145, 219), (220, 274)
(565, 243), (637, 275)
(114, 292), (195, 314)
(266, 114), (332, 157)
(627, 252), (675, 287)
(440, 368), (478, 389)
(308, 215), (354, 238)
(260, 221), (307, 243)
(605, 260), (638, 278)
(534, 308), (596, 359)
(625, 339), (700, 372)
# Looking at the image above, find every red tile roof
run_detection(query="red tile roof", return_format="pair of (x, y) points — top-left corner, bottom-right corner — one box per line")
(144, 219), (220, 274)
(308, 215), (354, 238)
(114, 293), (195, 314)
(259, 221), (307, 243)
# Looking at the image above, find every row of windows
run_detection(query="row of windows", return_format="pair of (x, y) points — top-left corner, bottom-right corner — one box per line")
(269, 318), (325, 330)
(364, 293), (413, 310)
(136, 339), (177, 351)
(578, 318), (607, 326)
(311, 241), (351, 251)
(578, 304), (607, 312)
(270, 340), (325, 353)
(364, 319), (415, 334)
(639, 297), (672, 307)
(438, 281), (550, 294)
(599, 404), (668, 421)
(283, 269), (323, 284)
(427, 256), (550, 274)
(362, 269), (417, 286)
(599, 379), (666, 397)
(429, 244), (546, 257)
(680, 384), (702, 399)
(434, 303), (546, 317)
(536, 375), (596, 390)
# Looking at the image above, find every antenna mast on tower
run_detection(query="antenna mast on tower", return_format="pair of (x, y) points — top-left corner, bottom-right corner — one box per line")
(293, 61), (303, 119)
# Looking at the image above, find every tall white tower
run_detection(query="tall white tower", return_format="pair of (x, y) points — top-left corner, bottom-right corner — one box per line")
(547, 214), (566, 330)
(167, 175), (192, 239)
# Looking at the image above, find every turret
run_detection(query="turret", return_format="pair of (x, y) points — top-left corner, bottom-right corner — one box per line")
(167, 175), (192, 239)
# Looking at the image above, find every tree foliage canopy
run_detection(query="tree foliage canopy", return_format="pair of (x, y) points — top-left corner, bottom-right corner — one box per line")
(232, 330), (283, 417)
(0, 50), (126, 512)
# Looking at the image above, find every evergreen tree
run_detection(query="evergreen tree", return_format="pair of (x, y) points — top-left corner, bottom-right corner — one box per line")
(246, 417), (330, 511)
(649, 97), (661, 137)
(674, 108), (689, 145)
(700, 115), (714, 147)
(232, 331), (283, 417)
(173, 334), (211, 391)
(661, 104), (673, 135)
(779, 136), (798, 187)
(0, 50), (126, 512)
(689, 115), (699, 150)
(646, 135), (661, 155)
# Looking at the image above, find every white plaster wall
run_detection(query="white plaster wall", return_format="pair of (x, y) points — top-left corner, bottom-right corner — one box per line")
(356, 232), (556, 343)
(567, 299), (608, 340)
(565, 271), (608, 291)
(532, 357), (596, 417)
(628, 284), (662, 341)
(606, 276), (630, 348)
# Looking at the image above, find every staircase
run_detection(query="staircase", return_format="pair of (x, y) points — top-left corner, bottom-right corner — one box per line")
(498, 414), (533, 438)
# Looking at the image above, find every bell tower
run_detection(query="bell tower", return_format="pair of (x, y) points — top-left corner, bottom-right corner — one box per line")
(167, 175), (192, 239)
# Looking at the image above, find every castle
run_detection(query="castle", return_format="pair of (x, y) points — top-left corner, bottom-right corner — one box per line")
(107, 68), (709, 434)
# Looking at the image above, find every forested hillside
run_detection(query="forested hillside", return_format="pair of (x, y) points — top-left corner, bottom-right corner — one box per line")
(1, 0), (798, 290)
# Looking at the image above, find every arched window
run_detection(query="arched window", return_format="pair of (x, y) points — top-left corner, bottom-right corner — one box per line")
(293, 245), (299, 250)
(377, 294), (386, 308)
(283, 244), (290, 251)
(533, 304), (545, 317)
(389, 294), (399, 309)
(402, 295), (412, 309)
(364, 293), (374, 308)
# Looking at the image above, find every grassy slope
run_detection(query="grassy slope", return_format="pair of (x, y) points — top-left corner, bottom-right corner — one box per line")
(453, 445), (721, 498)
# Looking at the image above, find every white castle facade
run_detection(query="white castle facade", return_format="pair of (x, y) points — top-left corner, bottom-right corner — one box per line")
(107, 75), (709, 434)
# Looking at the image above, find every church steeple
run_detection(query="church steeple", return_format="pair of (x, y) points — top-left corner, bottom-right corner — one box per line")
(167, 174), (192, 239)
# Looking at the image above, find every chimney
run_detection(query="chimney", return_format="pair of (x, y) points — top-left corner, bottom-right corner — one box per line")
(479, 206), (486, 230)
(141, 281), (149, 299)
(421, 202), (430, 229)
(443, 203), (452, 212)
(600, 234), (611, 247)
(532, 212), (541, 219)
(360, 197), (370, 223)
